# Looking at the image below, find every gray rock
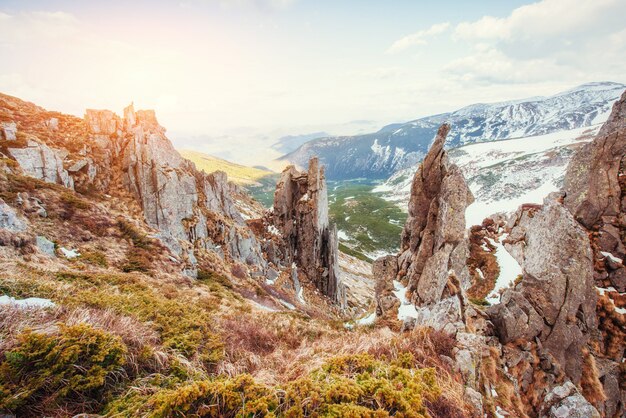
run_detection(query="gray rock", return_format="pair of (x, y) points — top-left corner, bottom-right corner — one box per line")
(543, 382), (600, 418)
(464, 387), (483, 415)
(489, 195), (597, 384)
(36, 236), (55, 257)
(0, 198), (27, 232)
(1, 122), (17, 141)
(8, 140), (74, 189)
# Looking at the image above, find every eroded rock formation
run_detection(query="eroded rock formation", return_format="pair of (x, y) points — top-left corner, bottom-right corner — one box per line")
(398, 123), (474, 306)
(489, 194), (597, 384)
(82, 105), (266, 274)
(560, 89), (626, 417)
(375, 124), (474, 332)
(271, 157), (344, 305)
(7, 140), (74, 189)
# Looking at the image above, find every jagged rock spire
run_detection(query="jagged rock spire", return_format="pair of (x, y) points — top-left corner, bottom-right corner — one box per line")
(398, 123), (474, 305)
(272, 157), (344, 305)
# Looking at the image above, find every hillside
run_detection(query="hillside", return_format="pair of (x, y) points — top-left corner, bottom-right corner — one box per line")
(1, 90), (624, 417)
(180, 150), (275, 186)
(0, 92), (470, 417)
(280, 82), (625, 180)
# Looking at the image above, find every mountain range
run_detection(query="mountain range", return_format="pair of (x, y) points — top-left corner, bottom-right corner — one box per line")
(279, 81), (626, 180)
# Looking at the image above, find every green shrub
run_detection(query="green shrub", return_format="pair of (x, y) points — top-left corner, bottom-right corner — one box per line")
(0, 323), (127, 414)
(80, 249), (109, 267)
(106, 353), (440, 418)
(197, 269), (233, 289)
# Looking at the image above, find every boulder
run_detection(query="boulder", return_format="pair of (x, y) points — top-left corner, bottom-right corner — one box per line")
(542, 382), (600, 418)
(36, 236), (55, 257)
(0, 198), (27, 232)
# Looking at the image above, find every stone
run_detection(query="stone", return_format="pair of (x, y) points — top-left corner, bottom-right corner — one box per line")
(8, 140), (74, 189)
(1, 122), (17, 141)
(36, 236), (55, 257)
(47, 118), (59, 131)
(464, 387), (483, 415)
(271, 157), (344, 305)
(373, 255), (399, 316)
(542, 382), (601, 418)
(0, 198), (27, 232)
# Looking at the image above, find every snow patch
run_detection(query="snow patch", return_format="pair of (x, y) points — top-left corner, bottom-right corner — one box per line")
(486, 234), (522, 305)
(601, 251), (623, 264)
(0, 295), (55, 309)
(337, 230), (350, 241)
(60, 247), (80, 259)
(392, 280), (418, 320)
(356, 312), (376, 325)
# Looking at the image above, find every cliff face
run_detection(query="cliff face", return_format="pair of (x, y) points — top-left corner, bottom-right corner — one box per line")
(0, 93), (345, 309)
(271, 158), (344, 305)
(81, 104), (266, 276)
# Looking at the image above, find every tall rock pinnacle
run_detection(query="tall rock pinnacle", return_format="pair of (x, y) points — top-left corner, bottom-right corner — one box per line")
(272, 157), (344, 305)
(398, 123), (474, 305)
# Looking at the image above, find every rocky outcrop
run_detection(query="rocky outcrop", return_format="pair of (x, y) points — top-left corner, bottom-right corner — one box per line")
(564, 90), (626, 230)
(271, 157), (344, 305)
(561, 89), (626, 417)
(82, 104), (266, 275)
(397, 124), (474, 306)
(489, 194), (597, 384)
(7, 140), (74, 189)
(373, 123), (476, 337)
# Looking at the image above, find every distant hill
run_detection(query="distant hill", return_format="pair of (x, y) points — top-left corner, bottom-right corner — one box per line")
(270, 132), (329, 154)
(180, 150), (274, 186)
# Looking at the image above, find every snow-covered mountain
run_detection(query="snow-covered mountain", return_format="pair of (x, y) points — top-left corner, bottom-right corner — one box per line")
(279, 82), (625, 180)
(374, 124), (600, 226)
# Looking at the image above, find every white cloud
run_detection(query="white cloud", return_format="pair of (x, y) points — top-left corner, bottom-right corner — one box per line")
(454, 0), (622, 41)
(447, 0), (626, 86)
(387, 22), (450, 54)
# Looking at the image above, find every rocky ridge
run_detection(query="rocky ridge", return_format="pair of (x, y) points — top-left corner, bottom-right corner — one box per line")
(0, 93), (344, 307)
(374, 106), (626, 415)
(281, 82), (624, 180)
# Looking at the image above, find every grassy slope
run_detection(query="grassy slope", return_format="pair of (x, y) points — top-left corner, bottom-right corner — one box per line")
(329, 180), (407, 262)
(180, 150), (274, 186)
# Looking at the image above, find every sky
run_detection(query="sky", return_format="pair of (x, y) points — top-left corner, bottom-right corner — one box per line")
(0, 0), (625, 165)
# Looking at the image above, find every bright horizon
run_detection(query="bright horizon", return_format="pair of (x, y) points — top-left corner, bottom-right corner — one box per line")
(1, 0), (625, 165)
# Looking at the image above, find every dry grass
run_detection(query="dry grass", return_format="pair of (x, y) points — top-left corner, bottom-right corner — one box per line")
(215, 313), (470, 416)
